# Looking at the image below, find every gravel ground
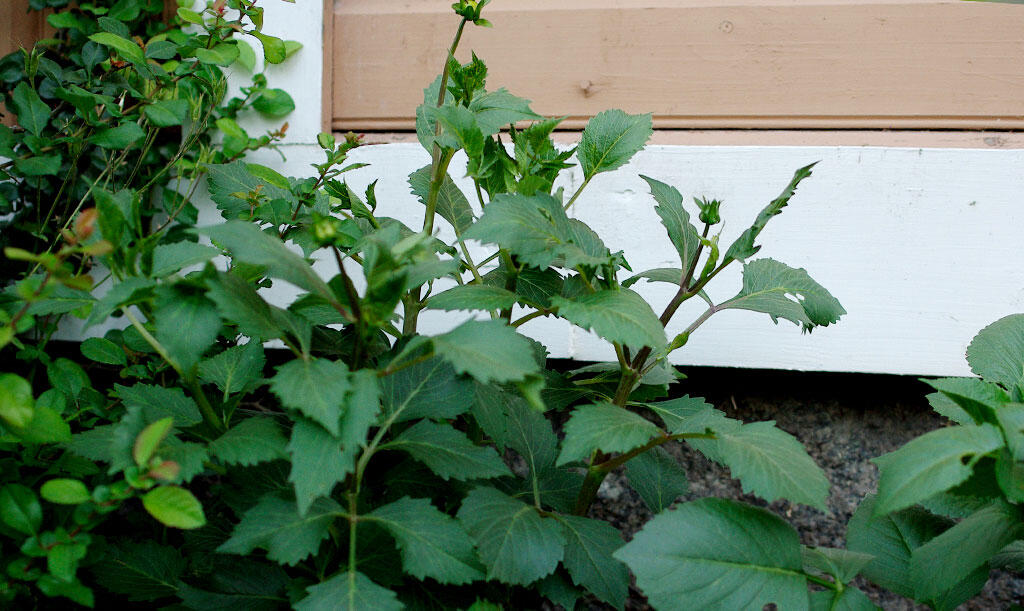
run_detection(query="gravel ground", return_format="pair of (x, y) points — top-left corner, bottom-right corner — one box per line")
(580, 367), (1024, 610)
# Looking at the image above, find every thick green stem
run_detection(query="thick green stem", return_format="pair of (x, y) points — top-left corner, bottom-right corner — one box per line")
(563, 175), (592, 212)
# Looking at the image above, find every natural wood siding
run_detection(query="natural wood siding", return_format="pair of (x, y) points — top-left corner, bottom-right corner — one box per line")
(328, 0), (1024, 132)
(0, 1), (50, 60)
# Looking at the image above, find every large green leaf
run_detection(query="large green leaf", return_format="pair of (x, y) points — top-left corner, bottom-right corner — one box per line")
(201, 221), (338, 306)
(385, 420), (511, 481)
(91, 541), (184, 602)
(382, 356), (474, 423)
(295, 571), (401, 611)
(142, 486), (205, 529)
(690, 421), (829, 510)
(367, 496), (484, 585)
(808, 588), (878, 611)
(270, 358), (351, 435)
(724, 162), (817, 262)
(90, 122), (147, 149)
(556, 515), (629, 608)
(967, 314), (1024, 392)
(408, 166), (474, 234)
(472, 383), (558, 476)
(218, 495), (341, 566)
(431, 319), (539, 384)
(468, 88), (541, 135)
(457, 487), (565, 585)
(464, 192), (612, 269)
(198, 342), (266, 398)
(556, 403), (660, 466)
(625, 446), (689, 512)
(551, 289), (666, 350)
(209, 417), (287, 467)
(720, 259), (845, 331)
(923, 377), (1008, 425)
(89, 31), (145, 63)
(0, 373), (34, 429)
(153, 285), (221, 372)
(288, 419), (349, 515)
(427, 285), (519, 312)
(176, 560), (289, 610)
(910, 501), (1020, 601)
(114, 383), (202, 427)
(643, 395), (726, 435)
(872, 423), (1005, 514)
(577, 110), (652, 180)
(0, 484), (42, 535)
(614, 497), (808, 611)
(206, 271), (312, 351)
(151, 241), (220, 277)
(641, 176), (701, 269)
(10, 82), (51, 136)
(206, 161), (293, 219)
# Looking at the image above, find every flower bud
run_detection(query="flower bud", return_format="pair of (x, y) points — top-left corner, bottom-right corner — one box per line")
(695, 196), (722, 225)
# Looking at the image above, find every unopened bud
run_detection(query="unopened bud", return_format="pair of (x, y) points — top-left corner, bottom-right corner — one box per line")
(695, 197), (722, 225)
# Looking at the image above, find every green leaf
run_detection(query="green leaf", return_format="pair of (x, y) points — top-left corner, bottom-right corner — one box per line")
(551, 289), (666, 350)
(808, 588), (878, 611)
(556, 515), (629, 608)
(625, 446), (689, 512)
(235, 38), (257, 72)
(80, 337), (127, 366)
(151, 241), (220, 277)
(90, 122), (147, 149)
(219, 495), (341, 566)
(0, 373), (35, 429)
(206, 161), (291, 218)
(91, 541), (184, 602)
(114, 383), (202, 427)
(458, 487), (566, 585)
(47, 541), (86, 582)
(270, 358), (351, 435)
(209, 417), (286, 467)
(133, 417), (173, 466)
(202, 221), (337, 305)
(40, 479), (90, 505)
(692, 420), (829, 510)
(431, 319), (539, 384)
(720, 258), (845, 331)
(142, 486), (205, 529)
(408, 165), (474, 233)
(924, 378), (1006, 425)
(872, 423), (1005, 514)
(253, 89), (295, 118)
(10, 82), (51, 136)
(386, 420), (512, 481)
(968, 313), (1024, 392)
(382, 356), (473, 423)
(0, 484), (42, 534)
(577, 110), (652, 180)
(26, 284), (93, 317)
(614, 497), (807, 611)
(288, 419), (348, 515)
(194, 42), (240, 66)
(427, 285), (519, 312)
(36, 576), (94, 607)
(252, 32), (287, 64)
(14, 154), (62, 176)
(472, 383), (558, 474)
(802, 546), (875, 586)
(153, 285), (221, 373)
(142, 99), (189, 127)
(198, 342), (266, 398)
(641, 176), (702, 269)
(177, 7), (204, 24)
(556, 403), (660, 466)
(910, 502), (1020, 601)
(11, 406), (71, 444)
(368, 496), (484, 585)
(295, 572), (402, 611)
(205, 271), (311, 350)
(48, 357), (90, 399)
(85, 277), (156, 328)
(162, 440), (208, 483)
(644, 395), (724, 435)
(431, 104), (485, 156)
(468, 88), (541, 135)
(465, 192), (612, 269)
(725, 162), (817, 262)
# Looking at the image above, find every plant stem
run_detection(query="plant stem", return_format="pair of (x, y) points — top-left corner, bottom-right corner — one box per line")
(563, 175), (592, 212)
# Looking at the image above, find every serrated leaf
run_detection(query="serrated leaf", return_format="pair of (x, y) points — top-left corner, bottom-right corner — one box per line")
(80, 337), (127, 365)
(427, 285), (519, 312)
(153, 285), (220, 372)
(910, 501), (1020, 601)
(295, 571), (402, 611)
(151, 241), (220, 277)
(198, 342), (266, 398)
(205, 271), (312, 350)
(142, 486), (205, 529)
(641, 176), (701, 269)
(967, 314), (1024, 392)
(218, 495), (341, 566)
(114, 383), (202, 427)
(209, 417), (287, 467)
(288, 419), (348, 515)
(92, 541), (184, 602)
(368, 496), (484, 585)
(614, 497), (807, 611)
(691, 421), (829, 510)
(725, 163), (817, 262)
(386, 420), (512, 481)
(924, 376), (1009, 425)
(432, 319), (539, 384)
(928, 390), (974, 425)
(205, 161), (293, 219)
(142, 99), (189, 127)
(720, 258), (845, 331)
(872, 423), (1005, 514)
(643, 395), (727, 435)
(465, 192), (612, 269)
(621, 267), (684, 288)
(802, 547), (875, 585)
(551, 289), (666, 350)
(11, 82), (51, 136)
(270, 358), (351, 435)
(161, 440), (207, 483)
(472, 383), (558, 474)
(556, 515), (629, 608)
(408, 165), (475, 234)
(468, 88), (541, 135)
(577, 110), (652, 180)
(382, 356), (473, 423)
(625, 446), (688, 512)
(458, 487), (565, 585)
(556, 403), (660, 466)
(808, 588), (878, 611)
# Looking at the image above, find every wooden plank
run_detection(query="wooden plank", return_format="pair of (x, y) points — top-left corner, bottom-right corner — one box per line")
(0, 0), (47, 59)
(330, 0), (1024, 131)
(322, 0), (334, 134)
